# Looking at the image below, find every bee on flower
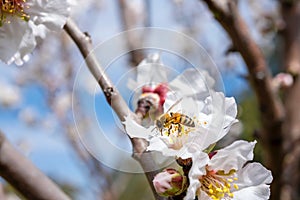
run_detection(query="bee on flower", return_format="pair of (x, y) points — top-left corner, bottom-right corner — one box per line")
(124, 53), (238, 159)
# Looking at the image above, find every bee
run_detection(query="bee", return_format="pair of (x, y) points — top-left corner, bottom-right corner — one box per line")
(154, 98), (195, 136)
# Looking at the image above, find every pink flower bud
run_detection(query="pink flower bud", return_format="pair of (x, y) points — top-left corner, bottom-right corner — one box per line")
(153, 168), (187, 197)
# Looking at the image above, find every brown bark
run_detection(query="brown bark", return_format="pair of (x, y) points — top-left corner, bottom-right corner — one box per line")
(280, 1), (300, 200)
(118, 0), (145, 66)
(200, 1), (285, 199)
(0, 131), (70, 200)
(280, 0), (300, 75)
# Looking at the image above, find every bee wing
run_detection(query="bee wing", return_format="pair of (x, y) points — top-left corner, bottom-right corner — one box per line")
(164, 97), (183, 113)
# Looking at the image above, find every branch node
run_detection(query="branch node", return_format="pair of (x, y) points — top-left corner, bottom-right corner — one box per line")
(103, 87), (115, 103)
(83, 31), (92, 42)
(255, 71), (266, 80)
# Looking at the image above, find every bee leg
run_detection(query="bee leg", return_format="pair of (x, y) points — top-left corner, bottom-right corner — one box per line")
(167, 125), (173, 136)
(177, 124), (182, 136)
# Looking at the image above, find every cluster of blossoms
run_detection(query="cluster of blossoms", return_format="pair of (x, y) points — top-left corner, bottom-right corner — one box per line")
(0, 0), (73, 65)
(124, 54), (272, 200)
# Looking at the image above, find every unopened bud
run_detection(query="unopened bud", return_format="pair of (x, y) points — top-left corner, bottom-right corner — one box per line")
(153, 168), (187, 197)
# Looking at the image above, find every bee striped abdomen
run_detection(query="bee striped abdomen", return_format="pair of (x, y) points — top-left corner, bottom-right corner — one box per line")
(181, 115), (195, 127)
(169, 112), (195, 127)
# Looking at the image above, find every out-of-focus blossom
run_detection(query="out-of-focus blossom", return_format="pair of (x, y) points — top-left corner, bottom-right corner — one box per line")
(18, 106), (37, 125)
(127, 53), (215, 112)
(153, 168), (187, 197)
(0, 81), (21, 107)
(0, 0), (74, 65)
(53, 92), (71, 117)
(185, 140), (272, 200)
(272, 72), (293, 89)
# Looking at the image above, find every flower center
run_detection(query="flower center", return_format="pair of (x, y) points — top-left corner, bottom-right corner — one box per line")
(199, 168), (239, 200)
(160, 117), (205, 150)
(0, 0), (30, 26)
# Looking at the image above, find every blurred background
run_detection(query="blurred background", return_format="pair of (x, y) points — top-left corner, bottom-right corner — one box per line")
(0, 0), (288, 199)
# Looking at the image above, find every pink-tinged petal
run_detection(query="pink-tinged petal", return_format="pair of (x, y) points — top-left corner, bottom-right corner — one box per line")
(123, 116), (152, 139)
(233, 185), (271, 200)
(209, 140), (256, 173)
(153, 171), (172, 194)
(236, 162), (273, 189)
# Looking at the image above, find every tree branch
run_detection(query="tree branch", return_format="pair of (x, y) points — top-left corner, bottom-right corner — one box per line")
(200, 1), (285, 199)
(280, 0), (300, 75)
(0, 131), (70, 200)
(64, 18), (166, 200)
(118, 0), (145, 66)
(280, 1), (300, 199)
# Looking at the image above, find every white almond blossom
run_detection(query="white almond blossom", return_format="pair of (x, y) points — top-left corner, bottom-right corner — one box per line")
(185, 140), (272, 200)
(125, 53), (237, 158)
(0, 0), (74, 65)
(124, 91), (237, 159)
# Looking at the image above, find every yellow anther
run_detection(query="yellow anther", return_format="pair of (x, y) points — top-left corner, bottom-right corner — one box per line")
(227, 178), (233, 182)
(0, 0), (30, 26)
(223, 187), (229, 193)
(211, 195), (218, 200)
(234, 184), (239, 190)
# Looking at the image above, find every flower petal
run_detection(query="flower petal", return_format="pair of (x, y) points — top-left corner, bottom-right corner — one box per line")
(236, 162), (273, 189)
(195, 92), (238, 148)
(233, 185), (271, 200)
(0, 0), (73, 65)
(184, 178), (200, 200)
(147, 137), (168, 152)
(209, 140), (256, 173)
(27, 0), (73, 30)
(0, 20), (32, 63)
(169, 68), (215, 97)
(184, 152), (209, 200)
(127, 54), (168, 91)
(123, 116), (153, 138)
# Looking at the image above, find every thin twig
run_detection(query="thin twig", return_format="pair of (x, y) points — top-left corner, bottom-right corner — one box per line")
(64, 18), (166, 200)
(0, 131), (71, 200)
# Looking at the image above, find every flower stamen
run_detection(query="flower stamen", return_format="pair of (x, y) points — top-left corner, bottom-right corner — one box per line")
(0, 0), (30, 26)
(199, 168), (238, 200)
